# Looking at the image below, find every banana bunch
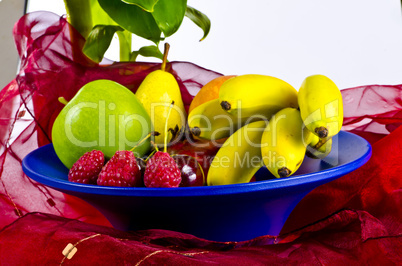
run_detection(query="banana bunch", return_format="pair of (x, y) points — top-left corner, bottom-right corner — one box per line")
(188, 74), (298, 141)
(188, 74), (343, 185)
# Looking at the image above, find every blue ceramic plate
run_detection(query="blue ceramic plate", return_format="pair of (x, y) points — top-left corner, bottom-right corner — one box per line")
(22, 131), (371, 242)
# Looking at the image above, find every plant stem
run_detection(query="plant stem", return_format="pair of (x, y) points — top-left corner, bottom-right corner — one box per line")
(117, 31), (132, 62)
(64, 0), (93, 40)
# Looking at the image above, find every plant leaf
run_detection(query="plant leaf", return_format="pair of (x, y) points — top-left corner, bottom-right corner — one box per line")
(87, 0), (117, 26)
(152, 0), (187, 37)
(120, 0), (159, 12)
(130, 45), (164, 61)
(83, 25), (124, 62)
(89, 0), (133, 61)
(185, 6), (211, 41)
(98, 0), (162, 43)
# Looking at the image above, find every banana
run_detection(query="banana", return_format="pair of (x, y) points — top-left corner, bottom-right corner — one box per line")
(298, 74), (343, 139)
(207, 120), (268, 186)
(187, 99), (255, 140)
(219, 74), (299, 120)
(306, 134), (332, 159)
(261, 108), (311, 178)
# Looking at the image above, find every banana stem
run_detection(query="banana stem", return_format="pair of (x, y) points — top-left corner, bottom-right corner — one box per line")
(161, 43), (170, 72)
(314, 137), (329, 149)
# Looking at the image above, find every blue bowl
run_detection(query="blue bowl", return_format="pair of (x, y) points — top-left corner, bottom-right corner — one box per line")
(22, 131), (371, 242)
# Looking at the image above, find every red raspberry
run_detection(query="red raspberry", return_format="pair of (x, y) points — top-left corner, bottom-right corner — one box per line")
(97, 150), (142, 187)
(144, 151), (181, 188)
(68, 150), (104, 184)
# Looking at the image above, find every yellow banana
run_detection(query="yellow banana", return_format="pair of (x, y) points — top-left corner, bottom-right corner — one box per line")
(261, 108), (311, 178)
(187, 99), (254, 140)
(207, 121), (268, 186)
(298, 74), (343, 139)
(219, 74), (299, 120)
(306, 135), (332, 159)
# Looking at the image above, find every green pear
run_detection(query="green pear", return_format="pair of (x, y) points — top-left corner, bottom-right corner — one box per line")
(52, 79), (152, 169)
(136, 43), (186, 146)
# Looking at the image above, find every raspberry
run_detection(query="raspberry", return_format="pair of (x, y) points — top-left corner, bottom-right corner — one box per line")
(97, 150), (142, 187)
(68, 150), (105, 184)
(144, 151), (181, 188)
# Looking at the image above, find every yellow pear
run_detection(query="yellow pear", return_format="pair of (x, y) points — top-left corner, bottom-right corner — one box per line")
(136, 43), (186, 146)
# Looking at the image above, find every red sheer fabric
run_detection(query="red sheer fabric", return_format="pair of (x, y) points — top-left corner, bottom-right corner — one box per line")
(0, 11), (400, 264)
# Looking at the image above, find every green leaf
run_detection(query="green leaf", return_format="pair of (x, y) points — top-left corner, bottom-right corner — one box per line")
(152, 0), (187, 37)
(185, 6), (211, 41)
(130, 45), (164, 61)
(98, 0), (162, 43)
(120, 0), (159, 12)
(83, 25), (124, 62)
(89, 0), (118, 26)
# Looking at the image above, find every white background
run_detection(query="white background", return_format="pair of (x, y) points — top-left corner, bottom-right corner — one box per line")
(1, 0), (402, 90)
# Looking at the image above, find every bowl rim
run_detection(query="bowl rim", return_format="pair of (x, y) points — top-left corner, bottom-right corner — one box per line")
(22, 131), (372, 197)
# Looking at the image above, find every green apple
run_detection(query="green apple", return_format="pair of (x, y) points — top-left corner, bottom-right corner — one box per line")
(52, 79), (152, 169)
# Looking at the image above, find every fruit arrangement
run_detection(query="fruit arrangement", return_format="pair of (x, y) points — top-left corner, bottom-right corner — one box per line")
(195, 72), (343, 184)
(52, 43), (343, 188)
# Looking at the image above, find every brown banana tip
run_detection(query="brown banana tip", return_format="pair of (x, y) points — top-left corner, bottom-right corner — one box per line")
(315, 126), (329, 139)
(305, 149), (319, 159)
(190, 127), (201, 137)
(152, 131), (161, 136)
(220, 101), (231, 111)
(278, 167), (291, 178)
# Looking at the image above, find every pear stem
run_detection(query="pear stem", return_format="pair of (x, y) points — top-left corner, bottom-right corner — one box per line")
(164, 101), (175, 153)
(161, 43), (170, 72)
(58, 97), (69, 105)
(130, 131), (160, 152)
